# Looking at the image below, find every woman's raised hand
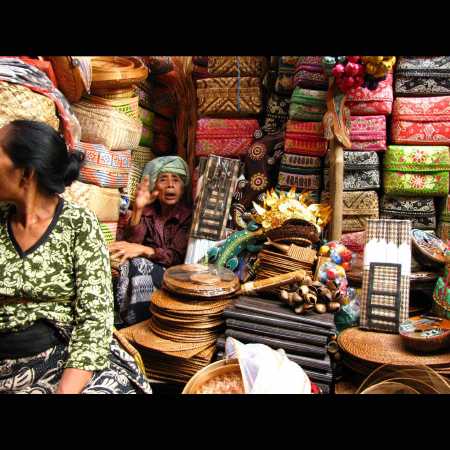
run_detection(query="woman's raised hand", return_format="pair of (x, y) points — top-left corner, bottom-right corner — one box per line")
(134, 175), (159, 210)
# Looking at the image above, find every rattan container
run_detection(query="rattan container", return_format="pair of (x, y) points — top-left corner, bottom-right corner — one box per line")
(182, 358), (244, 394)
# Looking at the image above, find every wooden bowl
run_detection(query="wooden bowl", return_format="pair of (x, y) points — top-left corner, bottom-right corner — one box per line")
(182, 358), (244, 394)
(399, 316), (450, 353)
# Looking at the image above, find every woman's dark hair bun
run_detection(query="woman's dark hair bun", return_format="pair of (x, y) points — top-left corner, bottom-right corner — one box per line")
(0, 120), (83, 195)
(63, 150), (84, 186)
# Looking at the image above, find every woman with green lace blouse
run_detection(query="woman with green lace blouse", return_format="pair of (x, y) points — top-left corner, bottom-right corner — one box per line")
(0, 120), (152, 394)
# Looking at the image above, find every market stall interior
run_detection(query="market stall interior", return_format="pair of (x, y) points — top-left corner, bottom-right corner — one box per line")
(2, 55), (450, 394)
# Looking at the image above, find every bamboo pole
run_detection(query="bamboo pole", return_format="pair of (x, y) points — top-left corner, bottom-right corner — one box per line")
(329, 138), (344, 240)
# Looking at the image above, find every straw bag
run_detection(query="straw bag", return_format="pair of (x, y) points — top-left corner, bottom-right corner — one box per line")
(46, 56), (92, 103)
(0, 81), (60, 131)
(72, 100), (142, 150)
(62, 180), (121, 222)
(90, 57), (148, 90)
(76, 142), (131, 189)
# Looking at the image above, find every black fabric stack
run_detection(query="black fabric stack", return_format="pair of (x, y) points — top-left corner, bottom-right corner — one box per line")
(215, 295), (336, 394)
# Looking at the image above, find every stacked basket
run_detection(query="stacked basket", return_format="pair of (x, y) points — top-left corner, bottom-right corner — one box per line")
(66, 57), (148, 243)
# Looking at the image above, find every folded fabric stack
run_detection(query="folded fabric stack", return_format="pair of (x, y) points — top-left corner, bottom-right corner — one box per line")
(281, 119), (327, 200)
(393, 57), (450, 236)
(262, 56), (300, 134)
(276, 57), (329, 199)
(218, 296), (337, 394)
(68, 57), (148, 240)
(194, 57), (267, 161)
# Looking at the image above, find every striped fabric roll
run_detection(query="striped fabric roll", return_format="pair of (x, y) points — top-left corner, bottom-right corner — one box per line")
(77, 142), (131, 189)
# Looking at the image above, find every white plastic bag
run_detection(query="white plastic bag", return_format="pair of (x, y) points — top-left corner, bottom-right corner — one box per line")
(225, 337), (311, 394)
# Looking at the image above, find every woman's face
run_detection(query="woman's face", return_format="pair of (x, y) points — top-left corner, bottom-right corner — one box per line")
(154, 172), (184, 206)
(0, 130), (23, 202)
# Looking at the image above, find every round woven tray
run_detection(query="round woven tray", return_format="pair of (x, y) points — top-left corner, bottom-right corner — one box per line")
(151, 289), (231, 312)
(163, 265), (240, 298)
(266, 219), (320, 244)
(338, 327), (450, 368)
(91, 57), (148, 90)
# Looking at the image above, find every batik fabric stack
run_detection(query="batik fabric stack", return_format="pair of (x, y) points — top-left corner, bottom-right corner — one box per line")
(391, 57), (450, 235)
(278, 57), (328, 200)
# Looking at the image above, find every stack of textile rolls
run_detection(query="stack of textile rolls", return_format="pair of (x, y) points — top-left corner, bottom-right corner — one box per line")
(389, 57), (450, 239)
(68, 57), (148, 244)
(186, 57), (269, 263)
(279, 57), (328, 202)
(261, 56), (299, 135)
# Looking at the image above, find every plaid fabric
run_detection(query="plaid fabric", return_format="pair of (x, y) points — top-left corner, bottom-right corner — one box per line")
(360, 219), (411, 333)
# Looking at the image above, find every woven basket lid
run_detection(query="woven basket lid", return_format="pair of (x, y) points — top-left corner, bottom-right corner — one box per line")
(163, 264), (240, 298)
(338, 327), (450, 367)
(91, 57), (148, 90)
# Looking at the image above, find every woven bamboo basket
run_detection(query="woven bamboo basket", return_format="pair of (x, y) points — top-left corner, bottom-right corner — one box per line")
(91, 87), (137, 99)
(0, 81), (60, 131)
(86, 94), (139, 120)
(91, 57), (148, 90)
(182, 358), (244, 394)
(72, 100), (142, 150)
(46, 56), (89, 103)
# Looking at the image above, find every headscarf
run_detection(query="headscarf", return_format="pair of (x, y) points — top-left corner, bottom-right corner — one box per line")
(142, 155), (190, 191)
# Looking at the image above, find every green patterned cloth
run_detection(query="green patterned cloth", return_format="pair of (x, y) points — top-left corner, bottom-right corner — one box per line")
(0, 200), (114, 371)
(384, 145), (450, 197)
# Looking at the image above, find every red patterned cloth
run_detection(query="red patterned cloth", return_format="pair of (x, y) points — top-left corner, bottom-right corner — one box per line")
(195, 118), (259, 158)
(391, 96), (450, 145)
(284, 120), (328, 156)
(294, 56), (328, 90)
(350, 115), (386, 151)
(346, 73), (393, 116)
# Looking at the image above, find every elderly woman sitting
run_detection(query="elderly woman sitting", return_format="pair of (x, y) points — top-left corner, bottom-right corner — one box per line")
(110, 156), (192, 326)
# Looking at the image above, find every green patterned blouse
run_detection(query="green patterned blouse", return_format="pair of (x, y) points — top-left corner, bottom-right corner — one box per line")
(0, 199), (114, 371)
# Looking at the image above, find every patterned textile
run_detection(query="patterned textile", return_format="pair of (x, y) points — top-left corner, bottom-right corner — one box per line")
(119, 201), (192, 267)
(383, 145), (450, 197)
(380, 196), (436, 230)
(0, 201), (113, 371)
(359, 219), (411, 333)
(116, 257), (165, 327)
(395, 56), (450, 97)
(0, 57), (81, 148)
(391, 96), (450, 145)
(141, 155), (190, 192)
(324, 151), (380, 191)
(0, 337), (152, 394)
(346, 73), (393, 115)
(294, 56), (328, 90)
(274, 57), (299, 96)
(277, 153), (322, 191)
(284, 120), (327, 156)
(289, 88), (327, 121)
(195, 118), (259, 158)
(350, 115), (386, 151)
(231, 132), (285, 228)
(196, 77), (263, 117)
(262, 93), (290, 134)
(207, 56), (268, 77)
(62, 181), (121, 222)
(77, 142), (131, 189)
(321, 191), (379, 233)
